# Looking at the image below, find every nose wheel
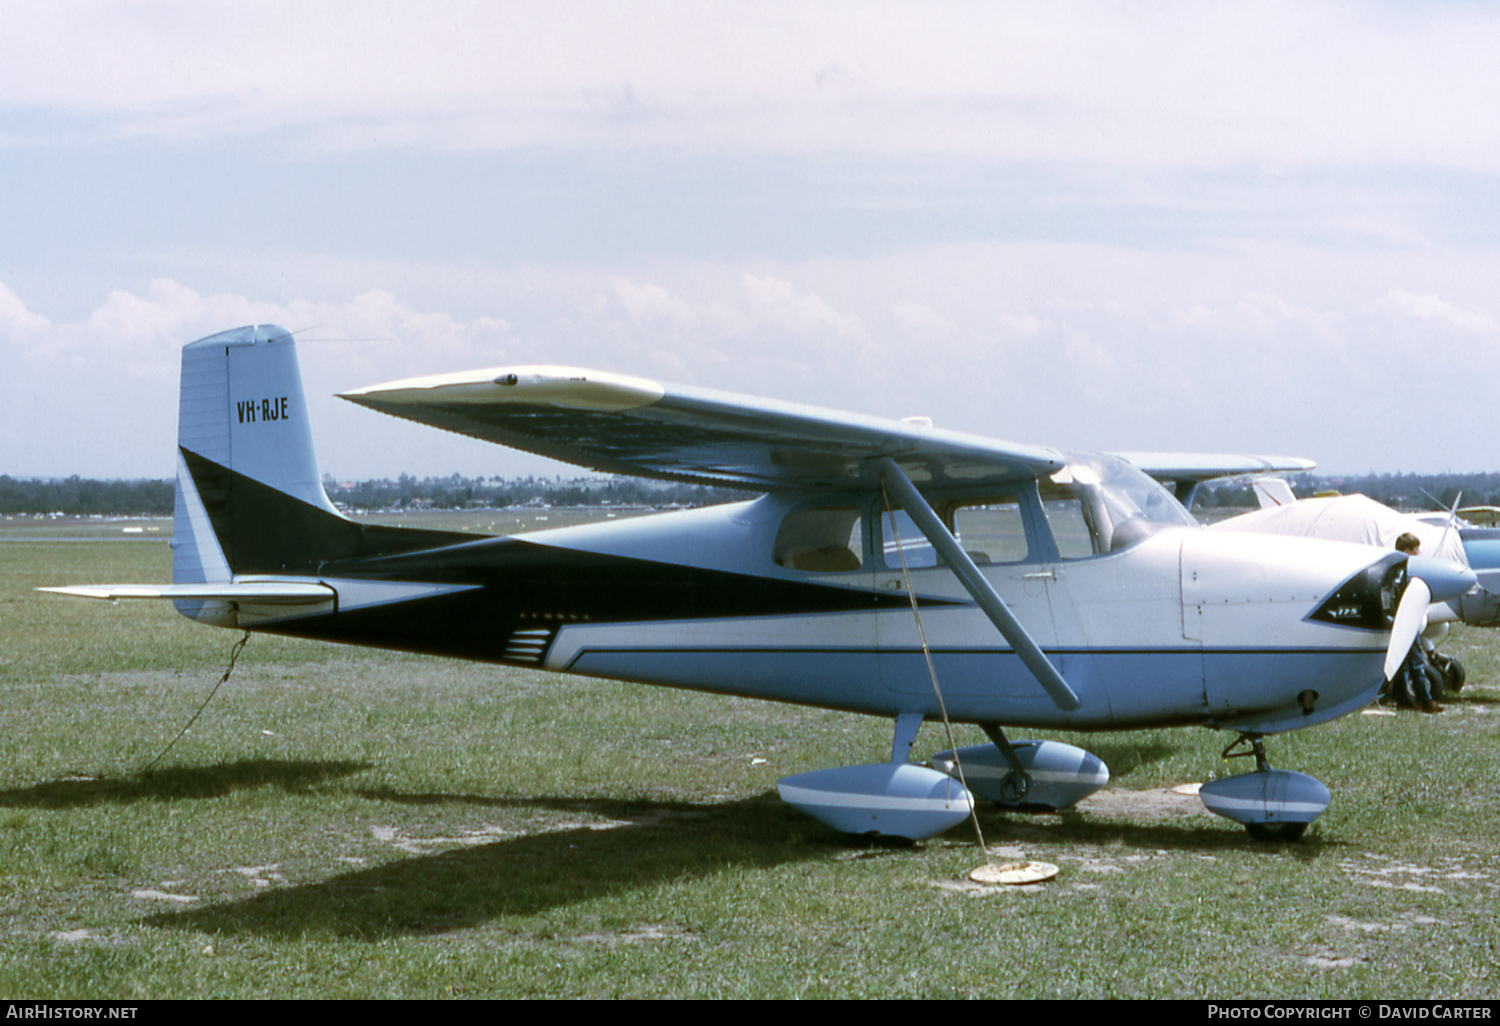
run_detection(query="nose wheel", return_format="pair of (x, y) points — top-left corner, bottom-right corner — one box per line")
(1245, 821), (1307, 841)
(1238, 737), (1308, 842)
(1198, 734), (1330, 842)
(1235, 737), (1308, 841)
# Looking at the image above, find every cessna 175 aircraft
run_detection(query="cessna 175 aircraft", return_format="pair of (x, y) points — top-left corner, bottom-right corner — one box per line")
(45, 325), (1478, 842)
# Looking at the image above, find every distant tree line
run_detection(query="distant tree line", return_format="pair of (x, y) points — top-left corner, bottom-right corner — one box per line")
(0, 475), (174, 515)
(10, 468), (1500, 517)
(0, 472), (745, 515)
(324, 473), (747, 512)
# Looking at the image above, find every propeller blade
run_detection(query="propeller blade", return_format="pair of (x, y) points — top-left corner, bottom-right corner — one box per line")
(1436, 491), (1462, 563)
(1385, 577), (1431, 681)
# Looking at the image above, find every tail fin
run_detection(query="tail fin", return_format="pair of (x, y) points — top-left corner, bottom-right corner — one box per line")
(173, 325), (338, 583)
(172, 325), (468, 586)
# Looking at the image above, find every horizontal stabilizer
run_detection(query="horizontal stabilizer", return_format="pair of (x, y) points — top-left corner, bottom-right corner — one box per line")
(38, 582), (335, 605)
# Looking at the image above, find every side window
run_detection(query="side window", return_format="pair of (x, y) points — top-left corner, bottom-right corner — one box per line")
(1042, 496), (1103, 559)
(880, 495), (1030, 569)
(774, 506), (864, 572)
(880, 509), (939, 569)
(953, 499), (1029, 564)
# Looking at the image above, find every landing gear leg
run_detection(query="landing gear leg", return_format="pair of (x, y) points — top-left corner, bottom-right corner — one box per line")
(980, 723), (1032, 805)
(1224, 732), (1273, 773)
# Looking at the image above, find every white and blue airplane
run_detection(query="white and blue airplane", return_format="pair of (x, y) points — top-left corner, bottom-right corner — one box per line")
(44, 325), (1478, 842)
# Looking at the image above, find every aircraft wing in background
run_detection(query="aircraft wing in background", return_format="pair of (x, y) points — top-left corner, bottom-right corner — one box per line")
(1112, 452), (1316, 507)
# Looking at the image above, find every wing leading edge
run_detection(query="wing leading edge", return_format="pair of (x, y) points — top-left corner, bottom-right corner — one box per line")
(1114, 452), (1317, 482)
(340, 365), (1068, 491)
(1113, 451), (1317, 509)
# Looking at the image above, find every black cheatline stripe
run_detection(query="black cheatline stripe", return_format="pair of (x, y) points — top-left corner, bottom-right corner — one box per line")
(182, 447), (478, 574)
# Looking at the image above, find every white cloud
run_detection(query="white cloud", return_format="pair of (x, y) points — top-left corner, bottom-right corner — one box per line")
(1379, 289), (1499, 337)
(892, 300), (954, 342)
(610, 277), (697, 330)
(0, 278), (527, 479)
(0, 281), (51, 339)
(6, 2), (1500, 171)
(740, 274), (864, 339)
(9, 236), (1500, 483)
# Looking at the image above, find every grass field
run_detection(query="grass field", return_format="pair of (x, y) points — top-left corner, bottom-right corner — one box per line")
(2, 513), (1498, 999)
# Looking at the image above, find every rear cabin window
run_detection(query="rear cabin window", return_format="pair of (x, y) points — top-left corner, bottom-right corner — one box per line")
(952, 499), (1029, 564)
(774, 506), (864, 572)
(881, 509), (939, 568)
(880, 496), (1030, 568)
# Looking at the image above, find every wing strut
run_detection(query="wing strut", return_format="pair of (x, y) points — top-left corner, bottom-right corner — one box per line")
(874, 457), (1082, 712)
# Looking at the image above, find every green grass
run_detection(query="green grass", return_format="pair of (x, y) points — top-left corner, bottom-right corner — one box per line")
(2, 521), (1499, 998)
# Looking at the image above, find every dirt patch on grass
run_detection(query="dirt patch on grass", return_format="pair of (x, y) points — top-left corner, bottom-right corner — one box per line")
(1338, 852), (1497, 896)
(1074, 785), (1211, 821)
(573, 923), (697, 948)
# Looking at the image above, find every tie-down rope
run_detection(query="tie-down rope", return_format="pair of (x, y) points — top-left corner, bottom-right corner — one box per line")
(880, 482), (990, 860)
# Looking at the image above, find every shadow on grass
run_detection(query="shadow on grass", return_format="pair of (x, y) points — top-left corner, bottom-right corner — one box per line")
(148, 790), (824, 939)
(979, 806), (1343, 862)
(1069, 740), (1181, 778)
(142, 775), (1340, 941)
(0, 760), (372, 808)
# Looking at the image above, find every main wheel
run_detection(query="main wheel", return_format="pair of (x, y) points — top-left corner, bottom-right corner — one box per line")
(1424, 664), (1447, 702)
(1433, 653), (1466, 693)
(1246, 821), (1308, 842)
(997, 769), (1031, 805)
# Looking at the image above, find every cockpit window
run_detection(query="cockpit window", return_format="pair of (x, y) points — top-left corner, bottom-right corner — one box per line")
(1039, 455), (1196, 558)
(774, 506), (864, 572)
(1041, 497), (1098, 559)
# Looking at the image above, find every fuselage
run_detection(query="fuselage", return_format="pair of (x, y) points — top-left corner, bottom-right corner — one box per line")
(237, 484), (1394, 737)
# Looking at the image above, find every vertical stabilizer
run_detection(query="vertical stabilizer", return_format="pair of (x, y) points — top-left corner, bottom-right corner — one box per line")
(171, 326), (473, 602)
(173, 325), (341, 585)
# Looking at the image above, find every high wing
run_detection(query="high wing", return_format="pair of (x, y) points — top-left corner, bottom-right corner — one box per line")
(340, 365), (1066, 491)
(342, 367), (1317, 496)
(341, 365), (1101, 710)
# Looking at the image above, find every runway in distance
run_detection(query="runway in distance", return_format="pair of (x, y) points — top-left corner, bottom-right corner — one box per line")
(43, 325), (1478, 841)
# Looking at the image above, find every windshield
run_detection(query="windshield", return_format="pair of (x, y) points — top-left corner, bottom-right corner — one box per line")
(1040, 453), (1197, 556)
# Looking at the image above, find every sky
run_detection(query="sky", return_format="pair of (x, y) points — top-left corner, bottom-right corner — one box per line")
(4, 1), (1500, 483)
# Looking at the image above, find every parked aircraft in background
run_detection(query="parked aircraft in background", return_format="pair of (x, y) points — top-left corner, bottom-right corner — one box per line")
(42, 326), (1477, 842)
(1210, 481), (1500, 694)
